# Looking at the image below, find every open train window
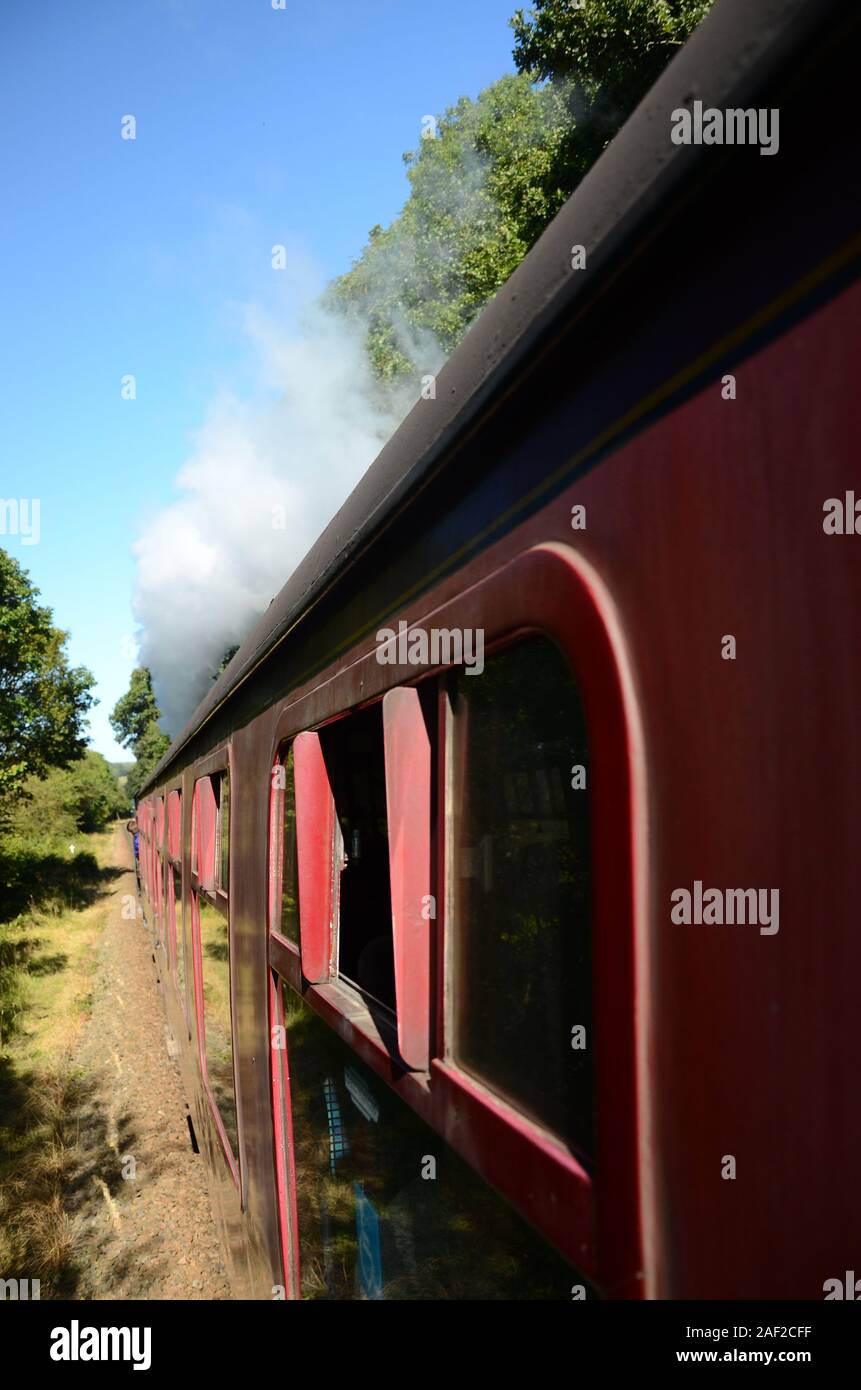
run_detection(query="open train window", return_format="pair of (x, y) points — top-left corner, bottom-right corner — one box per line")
(167, 789), (181, 862)
(191, 762), (238, 1177)
(215, 771), (229, 892)
(320, 704), (395, 1014)
(172, 864), (190, 1023)
(192, 769), (229, 893)
(279, 745), (299, 944)
(270, 546), (638, 1292)
(450, 633), (593, 1156)
(194, 887), (238, 1164)
(276, 689), (432, 1070)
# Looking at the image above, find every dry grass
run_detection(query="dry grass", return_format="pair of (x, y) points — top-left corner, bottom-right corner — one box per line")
(0, 826), (118, 1296)
(0, 1068), (88, 1289)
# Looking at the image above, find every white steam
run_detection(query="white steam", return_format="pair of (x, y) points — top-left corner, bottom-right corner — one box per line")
(133, 263), (442, 735)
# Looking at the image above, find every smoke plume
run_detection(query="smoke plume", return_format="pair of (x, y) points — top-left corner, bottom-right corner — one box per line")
(132, 258), (441, 736)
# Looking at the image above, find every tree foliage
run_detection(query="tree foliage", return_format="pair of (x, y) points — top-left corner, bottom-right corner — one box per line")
(212, 645), (240, 682)
(511, 0), (714, 192)
(109, 666), (161, 750)
(511, 0), (713, 100)
(334, 0), (713, 383)
(110, 667), (170, 802)
(126, 720), (171, 801)
(332, 74), (574, 380)
(0, 549), (96, 806)
(7, 751), (128, 841)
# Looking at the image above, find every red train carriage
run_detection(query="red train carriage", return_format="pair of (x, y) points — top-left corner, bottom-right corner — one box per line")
(136, 0), (861, 1299)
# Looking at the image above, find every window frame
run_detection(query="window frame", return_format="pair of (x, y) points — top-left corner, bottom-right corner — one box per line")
(267, 543), (646, 1294)
(153, 795), (166, 951)
(190, 749), (239, 1187)
(164, 784), (190, 1031)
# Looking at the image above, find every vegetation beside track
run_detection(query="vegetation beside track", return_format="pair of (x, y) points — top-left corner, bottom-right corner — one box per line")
(0, 825), (127, 1296)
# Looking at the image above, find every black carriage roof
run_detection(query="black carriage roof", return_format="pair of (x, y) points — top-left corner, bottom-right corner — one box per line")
(141, 0), (836, 792)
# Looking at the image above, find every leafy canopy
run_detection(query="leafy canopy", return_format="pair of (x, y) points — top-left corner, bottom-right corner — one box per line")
(7, 750), (129, 840)
(333, 0), (713, 383)
(332, 73), (574, 380)
(511, 0), (714, 106)
(109, 666), (162, 750)
(0, 549), (96, 804)
(110, 666), (170, 801)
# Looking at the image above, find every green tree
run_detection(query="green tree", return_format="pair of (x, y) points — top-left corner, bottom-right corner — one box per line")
(110, 667), (170, 801)
(63, 751), (129, 830)
(125, 720), (171, 801)
(109, 666), (162, 749)
(212, 644), (240, 682)
(9, 751), (128, 839)
(333, 1), (713, 384)
(511, 0), (713, 99)
(332, 74), (574, 381)
(0, 549), (95, 807)
(511, 0), (714, 165)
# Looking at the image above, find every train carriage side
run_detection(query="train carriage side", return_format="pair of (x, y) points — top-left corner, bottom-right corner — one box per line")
(137, 0), (861, 1300)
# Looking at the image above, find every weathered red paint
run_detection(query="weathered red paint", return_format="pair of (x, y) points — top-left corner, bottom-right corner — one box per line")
(292, 731), (336, 984)
(194, 776), (217, 892)
(383, 686), (433, 1071)
(131, 0), (861, 1296)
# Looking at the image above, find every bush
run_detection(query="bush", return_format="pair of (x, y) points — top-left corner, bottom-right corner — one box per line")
(5, 752), (128, 843)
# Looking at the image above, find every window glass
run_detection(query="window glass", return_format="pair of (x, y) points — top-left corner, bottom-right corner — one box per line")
(155, 853), (164, 944)
(173, 865), (187, 1009)
(451, 635), (592, 1155)
(280, 986), (587, 1300)
(216, 772), (229, 891)
(168, 789), (181, 861)
(197, 893), (238, 1156)
(280, 746), (299, 944)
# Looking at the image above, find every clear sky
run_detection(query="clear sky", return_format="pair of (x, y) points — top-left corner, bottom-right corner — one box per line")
(0, 0), (521, 759)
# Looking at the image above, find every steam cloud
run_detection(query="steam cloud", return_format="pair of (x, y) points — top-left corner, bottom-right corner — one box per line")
(132, 255), (444, 736)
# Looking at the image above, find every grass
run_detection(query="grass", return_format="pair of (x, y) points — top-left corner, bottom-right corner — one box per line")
(0, 825), (121, 1296)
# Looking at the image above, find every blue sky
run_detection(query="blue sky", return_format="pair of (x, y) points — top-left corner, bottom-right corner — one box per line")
(0, 0), (521, 759)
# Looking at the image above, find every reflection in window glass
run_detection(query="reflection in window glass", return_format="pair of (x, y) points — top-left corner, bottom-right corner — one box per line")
(452, 636), (592, 1155)
(173, 865), (187, 1010)
(280, 746), (299, 943)
(281, 986), (587, 1300)
(155, 852), (164, 946)
(198, 893), (237, 1156)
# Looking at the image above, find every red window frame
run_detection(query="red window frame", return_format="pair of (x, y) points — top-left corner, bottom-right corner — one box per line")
(268, 543), (646, 1297)
(189, 754), (239, 1188)
(382, 686), (433, 1072)
(193, 774), (218, 893)
(167, 788), (181, 861)
(164, 785), (190, 1030)
(153, 796), (165, 947)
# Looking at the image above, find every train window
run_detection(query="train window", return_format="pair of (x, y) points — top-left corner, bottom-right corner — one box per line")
(192, 772), (225, 891)
(320, 704), (395, 1014)
(215, 771), (229, 892)
(172, 864), (188, 1015)
(153, 796), (164, 940)
(167, 789), (181, 861)
(279, 986), (585, 1300)
(450, 635), (593, 1154)
(195, 890), (238, 1159)
(280, 745), (299, 944)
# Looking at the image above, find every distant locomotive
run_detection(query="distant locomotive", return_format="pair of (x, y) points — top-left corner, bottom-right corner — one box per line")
(135, 0), (861, 1299)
